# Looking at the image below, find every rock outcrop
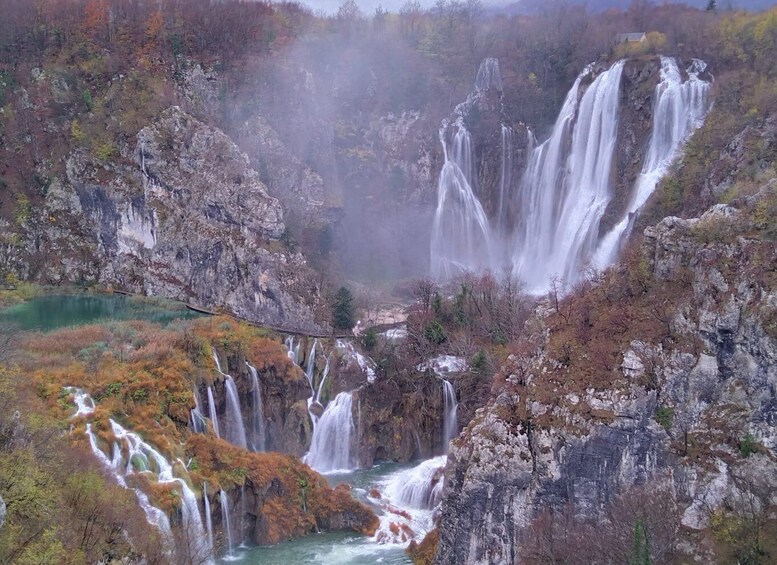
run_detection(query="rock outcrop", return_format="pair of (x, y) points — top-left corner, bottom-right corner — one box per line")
(355, 368), (448, 466)
(31, 106), (325, 332)
(191, 436), (379, 547)
(433, 194), (777, 564)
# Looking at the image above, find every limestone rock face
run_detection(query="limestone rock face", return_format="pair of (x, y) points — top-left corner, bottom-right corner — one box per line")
(354, 370), (447, 466)
(434, 198), (777, 565)
(56, 106), (324, 332)
(234, 114), (329, 225)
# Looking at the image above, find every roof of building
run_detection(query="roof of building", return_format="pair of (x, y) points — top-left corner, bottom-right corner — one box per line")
(617, 32), (647, 42)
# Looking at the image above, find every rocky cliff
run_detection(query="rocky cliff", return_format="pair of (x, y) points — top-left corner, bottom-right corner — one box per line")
(433, 188), (777, 564)
(7, 106), (325, 332)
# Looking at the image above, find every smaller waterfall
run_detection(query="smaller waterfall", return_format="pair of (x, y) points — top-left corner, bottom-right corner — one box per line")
(336, 339), (377, 383)
(315, 357), (330, 403)
(204, 483), (214, 554)
(213, 352), (247, 449)
(383, 456), (447, 510)
(109, 420), (211, 559)
(71, 390), (174, 541)
(239, 484), (247, 548)
(245, 362), (266, 452)
(475, 57), (503, 92)
(285, 336), (320, 430)
(305, 339), (317, 391)
(304, 391), (355, 473)
(285, 335), (301, 365)
(191, 388), (207, 434)
(223, 376), (247, 449)
(430, 120), (494, 279)
(67, 388), (211, 561)
(442, 380), (458, 452)
(67, 386), (95, 416)
(207, 386), (220, 438)
(219, 490), (234, 557)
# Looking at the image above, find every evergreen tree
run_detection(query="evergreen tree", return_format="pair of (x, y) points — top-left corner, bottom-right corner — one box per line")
(706, 0), (717, 11)
(332, 287), (355, 330)
(628, 518), (652, 565)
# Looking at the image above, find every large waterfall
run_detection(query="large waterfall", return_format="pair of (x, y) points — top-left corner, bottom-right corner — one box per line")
(430, 56), (711, 292)
(594, 57), (712, 266)
(304, 391), (356, 473)
(513, 60), (625, 290)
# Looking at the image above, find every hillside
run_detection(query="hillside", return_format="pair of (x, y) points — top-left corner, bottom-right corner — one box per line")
(0, 2), (775, 564)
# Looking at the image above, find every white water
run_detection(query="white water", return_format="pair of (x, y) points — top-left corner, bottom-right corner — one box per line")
(316, 357), (330, 402)
(513, 60), (626, 291)
(372, 458), (445, 546)
(245, 363), (266, 452)
(304, 391), (356, 473)
(66, 386), (95, 416)
(213, 352), (248, 450)
(594, 57), (712, 266)
(442, 380), (458, 452)
(220, 490), (235, 558)
(207, 386), (221, 438)
(381, 327), (408, 341)
(383, 456), (447, 510)
(239, 484), (248, 548)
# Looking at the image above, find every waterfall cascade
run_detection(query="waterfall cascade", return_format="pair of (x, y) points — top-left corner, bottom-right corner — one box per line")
(430, 56), (711, 292)
(304, 391), (356, 473)
(67, 388), (212, 562)
(285, 335), (301, 365)
(246, 362), (266, 452)
(442, 380), (458, 452)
